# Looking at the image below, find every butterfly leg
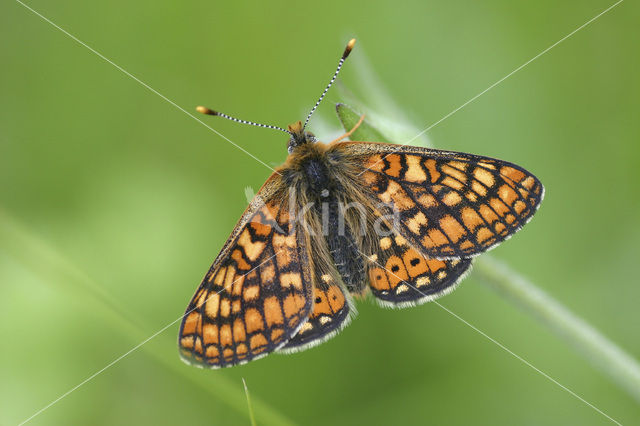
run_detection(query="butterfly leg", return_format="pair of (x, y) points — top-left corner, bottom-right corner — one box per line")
(330, 114), (366, 144)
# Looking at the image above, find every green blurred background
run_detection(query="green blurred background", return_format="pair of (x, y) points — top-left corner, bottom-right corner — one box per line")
(2, 0), (639, 424)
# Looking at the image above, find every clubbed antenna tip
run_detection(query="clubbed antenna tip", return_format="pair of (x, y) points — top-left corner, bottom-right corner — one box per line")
(343, 38), (356, 59)
(303, 38), (357, 130)
(196, 105), (291, 135)
(196, 106), (217, 115)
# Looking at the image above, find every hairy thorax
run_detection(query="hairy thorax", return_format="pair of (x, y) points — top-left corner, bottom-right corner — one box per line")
(276, 141), (369, 294)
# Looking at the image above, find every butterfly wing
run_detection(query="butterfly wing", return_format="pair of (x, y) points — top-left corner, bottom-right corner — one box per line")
(367, 224), (472, 307)
(332, 142), (544, 259)
(279, 277), (352, 353)
(178, 175), (313, 368)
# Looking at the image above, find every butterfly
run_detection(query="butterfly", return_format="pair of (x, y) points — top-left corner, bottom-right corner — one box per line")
(178, 39), (544, 368)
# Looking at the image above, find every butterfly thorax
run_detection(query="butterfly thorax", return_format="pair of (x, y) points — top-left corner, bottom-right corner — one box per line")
(278, 139), (367, 294)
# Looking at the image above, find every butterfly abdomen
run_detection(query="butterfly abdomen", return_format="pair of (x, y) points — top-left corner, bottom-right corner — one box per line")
(323, 196), (366, 293)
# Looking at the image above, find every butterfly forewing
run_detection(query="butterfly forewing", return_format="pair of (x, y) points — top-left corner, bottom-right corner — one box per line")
(333, 142), (544, 259)
(178, 176), (314, 368)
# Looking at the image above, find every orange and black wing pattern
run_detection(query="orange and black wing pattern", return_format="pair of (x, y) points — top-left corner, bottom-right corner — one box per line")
(178, 178), (313, 368)
(280, 278), (352, 352)
(367, 224), (472, 307)
(335, 142), (544, 259)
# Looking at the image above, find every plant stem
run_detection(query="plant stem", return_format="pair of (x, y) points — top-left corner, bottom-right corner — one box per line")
(474, 256), (640, 402)
(243, 378), (258, 426)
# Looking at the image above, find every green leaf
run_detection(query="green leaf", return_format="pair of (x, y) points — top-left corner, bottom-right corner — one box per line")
(335, 103), (390, 143)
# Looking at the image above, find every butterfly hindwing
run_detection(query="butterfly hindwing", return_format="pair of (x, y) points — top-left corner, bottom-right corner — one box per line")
(279, 278), (352, 352)
(178, 176), (314, 368)
(367, 228), (472, 307)
(333, 142), (544, 259)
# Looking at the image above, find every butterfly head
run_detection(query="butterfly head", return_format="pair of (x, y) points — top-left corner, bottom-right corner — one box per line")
(287, 120), (317, 153)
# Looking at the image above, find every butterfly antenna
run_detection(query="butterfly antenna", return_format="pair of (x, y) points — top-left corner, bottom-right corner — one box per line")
(302, 38), (356, 130)
(196, 106), (292, 135)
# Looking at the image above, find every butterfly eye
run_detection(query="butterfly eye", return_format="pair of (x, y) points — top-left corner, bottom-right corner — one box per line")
(287, 138), (297, 154)
(287, 131), (317, 153)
